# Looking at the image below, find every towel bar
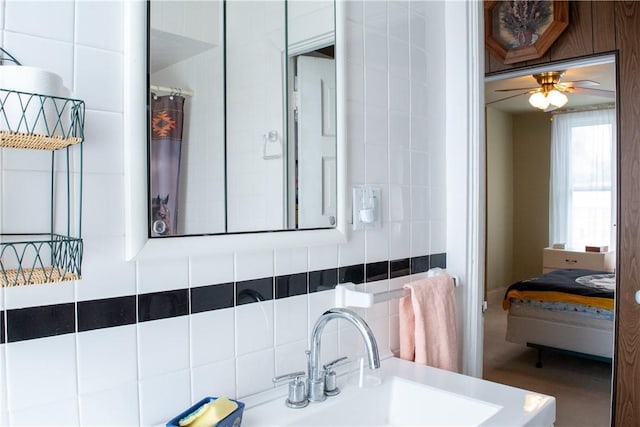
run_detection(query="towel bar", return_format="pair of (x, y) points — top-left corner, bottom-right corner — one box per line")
(335, 269), (459, 308)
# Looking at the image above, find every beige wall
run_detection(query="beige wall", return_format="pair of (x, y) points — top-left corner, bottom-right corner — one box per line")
(512, 112), (551, 281)
(486, 110), (551, 292)
(486, 107), (513, 292)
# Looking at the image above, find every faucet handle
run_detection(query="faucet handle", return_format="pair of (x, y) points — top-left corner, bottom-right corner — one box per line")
(322, 356), (349, 371)
(272, 371), (308, 409)
(323, 356), (349, 397)
(272, 371), (306, 383)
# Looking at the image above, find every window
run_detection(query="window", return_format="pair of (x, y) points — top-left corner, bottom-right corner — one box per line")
(549, 109), (616, 251)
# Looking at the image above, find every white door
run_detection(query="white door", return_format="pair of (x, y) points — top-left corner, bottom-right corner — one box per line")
(296, 55), (337, 229)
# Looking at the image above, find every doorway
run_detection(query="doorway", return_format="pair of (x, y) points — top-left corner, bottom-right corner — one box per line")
(482, 55), (617, 426)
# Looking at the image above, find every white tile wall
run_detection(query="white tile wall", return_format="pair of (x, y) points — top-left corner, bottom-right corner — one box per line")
(1, 146), (50, 172)
(338, 230), (365, 267)
(76, 325), (138, 395)
(6, 1), (74, 42)
(191, 359), (236, 402)
(79, 383), (140, 426)
(74, 46), (123, 112)
(4, 279), (75, 310)
(274, 247), (309, 276)
(81, 111), (124, 175)
(389, 147), (410, 185)
(365, 143), (389, 184)
(1, 170), (51, 232)
(190, 308), (235, 367)
(138, 317), (189, 379)
(365, 67), (388, 109)
(5, 334), (77, 412)
(0, 346), (7, 426)
(137, 258), (189, 294)
(307, 244), (339, 272)
(4, 32), (74, 88)
(275, 294), (308, 346)
(0, 1), (449, 425)
(139, 370), (190, 426)
(364, 0), (387, 34)
(275, 339), (307, 377)
(234, 301), (274, 356)
(389, 74), (410, 113)
(82, 173), (125, 237)
(235, 250), (274, 282)
(75, 1), (124, 52)
(235, 349), (275, 397)
(76, 236), (137, 301)
(365, 225), (390, 263)
(388, 221), (411, 260)
(9, 398), (79, 426)
(190, 253), (234, 286)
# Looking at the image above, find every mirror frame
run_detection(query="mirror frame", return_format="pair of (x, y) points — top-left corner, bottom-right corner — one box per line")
(123, 0), (347, 260)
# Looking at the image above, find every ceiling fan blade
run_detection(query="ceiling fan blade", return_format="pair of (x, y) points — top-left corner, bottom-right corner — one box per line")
(486, 90), (536, 105)
(495, 86), (538, 92)
(559, 79), (601, 88)
(566, 87), (616, 99)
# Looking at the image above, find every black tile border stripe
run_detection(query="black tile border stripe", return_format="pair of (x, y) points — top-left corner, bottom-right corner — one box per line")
(0, 253), (446, 343)
(7, 303), (75, 342)
(236, 277), (273, 306)
(275, 273), (308, 299)
(309, 268), (338, 293)
(191, 282), (234, 313)
(139, 289), (189, 322)
(339, 264), (365, 285)
(390, 258), (410, 279)
(430, 253), (447, 269)
(78, 296), (136, 332)
(366, 261), (389, 282)
(410, 255), (430, 274)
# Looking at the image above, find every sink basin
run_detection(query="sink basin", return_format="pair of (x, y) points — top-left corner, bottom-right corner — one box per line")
(241, 357), (555, 427)
(289, 376), (501, 426)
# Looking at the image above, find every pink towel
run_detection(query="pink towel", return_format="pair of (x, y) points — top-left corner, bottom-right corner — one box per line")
(399, 273), (458, 372)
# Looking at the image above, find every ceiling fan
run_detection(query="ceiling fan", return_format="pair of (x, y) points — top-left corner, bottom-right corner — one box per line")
(490, 70), (615, 111)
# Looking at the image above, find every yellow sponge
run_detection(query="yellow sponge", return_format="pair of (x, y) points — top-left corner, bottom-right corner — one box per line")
(178, 397), (238, 427)
(178, 402), (211, 426)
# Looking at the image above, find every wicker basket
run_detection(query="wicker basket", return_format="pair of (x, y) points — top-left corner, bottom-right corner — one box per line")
(0, 131), (82, 150)
(0, 234), (83, 288)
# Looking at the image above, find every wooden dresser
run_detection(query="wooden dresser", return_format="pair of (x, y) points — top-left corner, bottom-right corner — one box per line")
(542, 247), (616, 273)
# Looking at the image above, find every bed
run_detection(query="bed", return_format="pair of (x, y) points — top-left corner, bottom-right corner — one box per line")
(502, 268), (615, 367)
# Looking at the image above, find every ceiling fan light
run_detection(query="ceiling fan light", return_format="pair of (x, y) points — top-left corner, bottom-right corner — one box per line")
(529, 92), (550, 109)
(547, 89), (568, 107)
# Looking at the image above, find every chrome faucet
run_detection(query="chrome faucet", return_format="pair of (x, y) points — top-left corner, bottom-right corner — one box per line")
(307, 308), (381, 402)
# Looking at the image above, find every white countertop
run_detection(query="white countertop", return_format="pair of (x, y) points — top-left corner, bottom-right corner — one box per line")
(241, 357), (555, 427)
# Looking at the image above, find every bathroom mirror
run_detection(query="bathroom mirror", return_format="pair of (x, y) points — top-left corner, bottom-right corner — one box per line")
(148, 0), (336, 237)
(124, 0), (346, 259)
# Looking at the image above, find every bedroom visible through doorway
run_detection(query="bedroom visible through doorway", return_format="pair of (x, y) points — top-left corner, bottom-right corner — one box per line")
(483, 54), (617, 427)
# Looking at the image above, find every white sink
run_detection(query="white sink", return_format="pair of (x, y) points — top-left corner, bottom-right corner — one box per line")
(241, 357), (555, 427)
(287, 376), (501, 426)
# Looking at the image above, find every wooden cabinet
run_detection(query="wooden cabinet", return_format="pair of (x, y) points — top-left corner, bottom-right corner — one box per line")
(542, 247), (615, 273)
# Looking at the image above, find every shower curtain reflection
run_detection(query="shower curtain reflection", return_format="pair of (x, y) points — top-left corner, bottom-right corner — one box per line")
(150, 94), (186, 236)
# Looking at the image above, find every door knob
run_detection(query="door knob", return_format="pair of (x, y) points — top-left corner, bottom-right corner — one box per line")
(635, 290), (640, 304)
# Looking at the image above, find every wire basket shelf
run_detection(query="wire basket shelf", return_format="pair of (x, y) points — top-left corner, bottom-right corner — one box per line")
(0, 88), (85, 150)
(0, 87), (85, 286)
(0, 234), (83, 287)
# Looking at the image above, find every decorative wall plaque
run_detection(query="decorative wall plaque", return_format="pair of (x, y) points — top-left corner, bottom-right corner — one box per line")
(485, 0), (569, 65)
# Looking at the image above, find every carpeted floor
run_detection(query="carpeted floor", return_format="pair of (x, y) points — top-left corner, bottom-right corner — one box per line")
(482, 290), (612, 427)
